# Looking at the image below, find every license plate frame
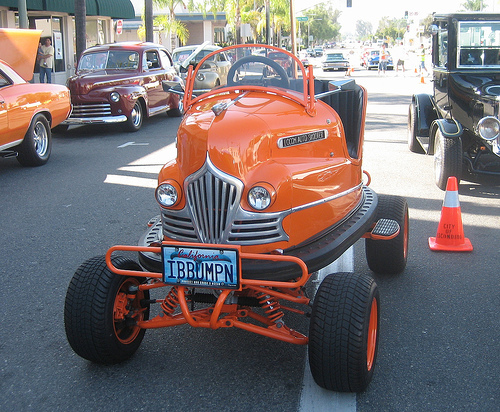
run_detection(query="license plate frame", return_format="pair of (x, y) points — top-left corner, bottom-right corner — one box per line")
(161, 244), (240, 290)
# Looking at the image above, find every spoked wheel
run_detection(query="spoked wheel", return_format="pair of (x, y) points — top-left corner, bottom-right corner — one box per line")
(309, 273), (380, 392)
(365, 195), (409, 275)
(64, 255), (150, 364)
(433, 128), (462, 190)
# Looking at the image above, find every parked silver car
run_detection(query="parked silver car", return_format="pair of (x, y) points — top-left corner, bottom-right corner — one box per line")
(172, 44), (230, 92)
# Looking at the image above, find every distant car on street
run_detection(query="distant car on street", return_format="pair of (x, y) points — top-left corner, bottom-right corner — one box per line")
(321, 52), (350, 72)
(313, 46), (324, 57)
(172, 44), (231, 92)
(363, 49), (394, 70)
(63, 42), (182, 132)
(0, 28), (70, 166)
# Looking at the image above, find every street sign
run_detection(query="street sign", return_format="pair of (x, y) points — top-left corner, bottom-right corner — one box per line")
(297, 16), (309, 21)
(116, 19), (123, 35)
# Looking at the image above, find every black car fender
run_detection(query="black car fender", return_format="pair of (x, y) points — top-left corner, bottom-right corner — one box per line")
(428, 118), (463, 155)
(412, 93), (438, 137)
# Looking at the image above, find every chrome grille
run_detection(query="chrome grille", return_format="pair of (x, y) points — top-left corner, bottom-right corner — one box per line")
(69, 103), (112, 118)
(160, 155), (290, 245)
(185, 157), (243, 243)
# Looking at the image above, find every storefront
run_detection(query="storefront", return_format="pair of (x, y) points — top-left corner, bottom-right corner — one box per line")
(0, 0), (134, 84)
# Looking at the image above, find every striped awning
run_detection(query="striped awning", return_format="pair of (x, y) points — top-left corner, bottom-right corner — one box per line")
(0, 0), (136, 19)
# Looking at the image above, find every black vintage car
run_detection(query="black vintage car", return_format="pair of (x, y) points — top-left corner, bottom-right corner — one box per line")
(408, 13), (500, 189)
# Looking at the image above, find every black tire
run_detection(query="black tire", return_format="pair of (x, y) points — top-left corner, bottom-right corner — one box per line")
(408, 103), (425, 153)
(16, 114), (51, 167)
(365, 195), (409, 275)
(309, 273), (380, 392)
(124, 100), (144, 132)
(64, 255), (150, 364)
(433, 127), (462, 190)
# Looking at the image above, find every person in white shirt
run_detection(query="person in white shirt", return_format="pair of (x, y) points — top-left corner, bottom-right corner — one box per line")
(39, 37), (54, 83)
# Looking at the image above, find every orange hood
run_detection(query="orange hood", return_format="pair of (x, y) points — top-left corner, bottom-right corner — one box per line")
(0, 28), (42, 82)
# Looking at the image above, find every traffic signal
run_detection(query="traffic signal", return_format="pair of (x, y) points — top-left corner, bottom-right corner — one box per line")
(347, 0), (352, 6)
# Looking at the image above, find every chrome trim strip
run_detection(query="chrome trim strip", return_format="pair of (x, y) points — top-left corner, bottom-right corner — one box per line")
(291, 182), (363, 213)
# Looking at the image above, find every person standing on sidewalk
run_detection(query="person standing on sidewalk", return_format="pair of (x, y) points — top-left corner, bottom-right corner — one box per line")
(39, 37), (54, 83)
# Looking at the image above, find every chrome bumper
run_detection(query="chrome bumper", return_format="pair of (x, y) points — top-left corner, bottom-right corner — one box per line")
(62, 115), (127, 125)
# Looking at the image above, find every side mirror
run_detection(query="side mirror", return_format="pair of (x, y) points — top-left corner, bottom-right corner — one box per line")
(430, 24), (439, 36)
(162, 80), (184, 96)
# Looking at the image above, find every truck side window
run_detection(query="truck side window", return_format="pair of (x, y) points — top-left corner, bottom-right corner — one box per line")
(437, 25), (448, 68)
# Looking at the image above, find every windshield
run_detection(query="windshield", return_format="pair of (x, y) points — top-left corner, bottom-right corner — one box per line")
(458, 21), (500, 67)
(78, 50), (139, 72)
(326, 53), (345, 60)
(173, 48), (220, 64)
(182, 44), (312, 111)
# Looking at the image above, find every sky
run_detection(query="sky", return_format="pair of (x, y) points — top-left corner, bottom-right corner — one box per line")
(295, 0), (499, 35)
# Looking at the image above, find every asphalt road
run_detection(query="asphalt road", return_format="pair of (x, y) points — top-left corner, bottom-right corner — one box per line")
(1, 68), (498, 411)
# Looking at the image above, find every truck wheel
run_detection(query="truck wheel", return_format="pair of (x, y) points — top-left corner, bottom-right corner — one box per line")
(16, 114), (51, 167)
(408, 103), (424, 153)
(433, 128), (462, 190)
(124, 101), (143, 132)
(365, 195), (409, 275)
(64, 255), (150, 364)
(309, 273), (380, 392)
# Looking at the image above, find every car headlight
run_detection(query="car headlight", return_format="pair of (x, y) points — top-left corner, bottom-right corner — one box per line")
(156, 181), (181, 207)
(477, 116), (500, 141)
(110, 92), (120, 103)
(196, 73), (206, 82)
(248, 183), (276, 211)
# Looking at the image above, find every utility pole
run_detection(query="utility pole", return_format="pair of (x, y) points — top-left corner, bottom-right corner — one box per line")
(18, 0), (28, 28)
(145, 0), (153, 42)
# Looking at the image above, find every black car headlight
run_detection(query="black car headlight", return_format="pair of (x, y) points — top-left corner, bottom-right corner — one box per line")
(478, 116), (500, 141)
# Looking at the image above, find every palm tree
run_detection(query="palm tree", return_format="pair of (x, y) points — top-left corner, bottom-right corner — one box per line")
(152, 0), (191, 50)
(75, 0), (86, 61)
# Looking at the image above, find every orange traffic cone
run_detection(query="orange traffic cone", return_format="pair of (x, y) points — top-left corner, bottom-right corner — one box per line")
(429, 176), (473, 252)
(420, 72), (425, 84)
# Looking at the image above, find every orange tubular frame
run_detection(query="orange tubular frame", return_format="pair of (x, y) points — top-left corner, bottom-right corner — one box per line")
(105, 243), (311, 345)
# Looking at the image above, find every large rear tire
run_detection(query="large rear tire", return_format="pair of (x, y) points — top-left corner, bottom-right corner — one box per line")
(365, 195), (409, 275)
(64, 255), (150, 364)
(309, 273), (380, 392)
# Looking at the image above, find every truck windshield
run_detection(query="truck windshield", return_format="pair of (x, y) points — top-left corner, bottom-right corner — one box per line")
(458, 21), (500, 67)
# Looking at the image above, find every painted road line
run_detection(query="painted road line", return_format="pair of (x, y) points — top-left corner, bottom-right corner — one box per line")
(299, 247), (356, 412)
(117, 141), (150, 148)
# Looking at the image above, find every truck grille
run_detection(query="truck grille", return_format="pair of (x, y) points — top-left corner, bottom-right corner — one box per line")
(161, 155), (289, 245)
(69, 103), (112, 118)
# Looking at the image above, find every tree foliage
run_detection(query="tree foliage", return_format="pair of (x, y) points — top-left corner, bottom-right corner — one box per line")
(461, 0), (487, 11)
(375, 17), (407, 43)
(356, 20), (373, 41)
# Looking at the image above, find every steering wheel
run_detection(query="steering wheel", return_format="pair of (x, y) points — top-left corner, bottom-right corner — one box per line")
(227, 55), (290, 89)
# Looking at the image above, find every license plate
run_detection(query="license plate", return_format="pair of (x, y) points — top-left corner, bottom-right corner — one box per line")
(161, 244), (240, 289)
